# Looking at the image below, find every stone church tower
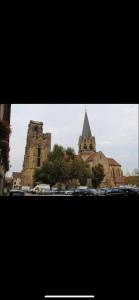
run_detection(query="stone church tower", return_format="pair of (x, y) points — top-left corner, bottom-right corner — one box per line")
(21, 120), (51, 187)
(78, 111), (96, 153)
(78, 110), (124, 187)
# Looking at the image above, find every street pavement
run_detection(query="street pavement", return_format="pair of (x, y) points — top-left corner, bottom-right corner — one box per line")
(25, 193), (72, 196)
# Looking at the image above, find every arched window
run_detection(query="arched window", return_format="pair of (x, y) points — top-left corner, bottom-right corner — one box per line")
(84, 144), (87, 150)
(90, 144), (93, 150)
(117, 169), (119, 177)
(112, 168), (115, 178)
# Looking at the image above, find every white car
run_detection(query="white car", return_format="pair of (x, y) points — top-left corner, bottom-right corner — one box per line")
(21, 186), (31, 192)
(64, 190), (74, 195)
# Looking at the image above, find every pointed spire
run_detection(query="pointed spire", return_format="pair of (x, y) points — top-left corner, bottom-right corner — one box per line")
(85, 104), (87, 113)
(82, 111), (92, 138)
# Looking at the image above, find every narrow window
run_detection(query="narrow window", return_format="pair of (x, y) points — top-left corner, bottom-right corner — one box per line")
(37, 147), (41, 167)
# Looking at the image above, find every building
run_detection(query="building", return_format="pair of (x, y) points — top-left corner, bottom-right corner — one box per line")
(12, 172), (22, 190)
(125, 175), (139, 187)
(77, 111), (124, 188)
(0, 104), (11, 195)
(21, 120), (51, 187)
(4, 177), (13, 195)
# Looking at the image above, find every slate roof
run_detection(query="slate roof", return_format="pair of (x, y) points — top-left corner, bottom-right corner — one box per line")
(82, 112), (92, 138)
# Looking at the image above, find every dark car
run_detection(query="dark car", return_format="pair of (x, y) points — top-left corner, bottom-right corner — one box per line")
(72, 189), (91, 196)
(105, 188), (126, 196)
(119, 187), (139, 196)
(97, 188), (109, 196)
(88, 189), (97, 196)
(9, 190), (25, 196)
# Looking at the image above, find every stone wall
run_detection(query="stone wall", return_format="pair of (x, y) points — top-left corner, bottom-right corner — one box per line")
(21, 121), (51, 187)
(80, 150), (124, 188)
(79, 136), (96, 152)
(87, 151), (113, 187)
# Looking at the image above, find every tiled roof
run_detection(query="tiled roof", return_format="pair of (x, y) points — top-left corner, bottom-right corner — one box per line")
(107, 158), (121, 167)
(114, 176), (125, 184)
(86, 152), (98, 162)
(74, 155), (82, 160)
(79, 151), (93, 156)
(12, 172), (22, 179)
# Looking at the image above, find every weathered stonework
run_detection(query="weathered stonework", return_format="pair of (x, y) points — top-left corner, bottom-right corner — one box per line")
(78, 111), (124, 188)
(21, 120), (51, 187)
(78, 112), (96, 153)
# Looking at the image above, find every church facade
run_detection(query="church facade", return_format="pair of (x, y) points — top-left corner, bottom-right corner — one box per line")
(78, 111), (123, 188)
(21, 120), (51, 187)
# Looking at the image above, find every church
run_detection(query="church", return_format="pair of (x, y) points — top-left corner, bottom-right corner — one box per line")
(77, 111), (124, 187)
(21, 110), (124, 188)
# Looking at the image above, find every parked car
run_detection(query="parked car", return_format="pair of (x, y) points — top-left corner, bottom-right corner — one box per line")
(72, 189), (91, 196)
(89, 189), (98, 196)
(105, 188), (128, 196)
(119, 187), (139, 196)
(39, 189), (52, 195)
(21, 186), (31, 192)
(9, 190), (25, 196)
(97, 188), (109, 196)
(64, 190), (74, 195)
(31, 184), (51, 194)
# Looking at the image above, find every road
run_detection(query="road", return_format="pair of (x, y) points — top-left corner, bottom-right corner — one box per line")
(25, 193), (72, 196)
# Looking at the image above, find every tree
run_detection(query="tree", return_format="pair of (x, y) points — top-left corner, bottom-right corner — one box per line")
(34, 144), (91, 188)
(91, 164), (105, 188)
(65, 147), (75, 161)
(70, 159), (91, 186)
(48, 144), (65, 162)
(132, 168), (139, 176)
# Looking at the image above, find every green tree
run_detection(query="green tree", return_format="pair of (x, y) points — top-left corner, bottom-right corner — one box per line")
(91, 163), (105, 188)
(65, 147), (75, 161)
(34, 144), (91, 188)
(70, 159), (91, 186)
(48, 144), (65, 162)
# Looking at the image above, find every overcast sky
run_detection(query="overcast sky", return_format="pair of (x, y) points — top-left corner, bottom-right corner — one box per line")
(7, 104), (138, 176)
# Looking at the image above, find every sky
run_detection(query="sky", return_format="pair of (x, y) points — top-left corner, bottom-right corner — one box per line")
(7, 104), (138, 176)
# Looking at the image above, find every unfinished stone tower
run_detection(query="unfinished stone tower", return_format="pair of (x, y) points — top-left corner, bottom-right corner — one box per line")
(21, 120), (51, 187)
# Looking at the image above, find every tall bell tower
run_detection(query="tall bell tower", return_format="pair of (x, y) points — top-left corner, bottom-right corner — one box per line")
(21, 120), (51, 187)
(78, 110), (96, 153)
